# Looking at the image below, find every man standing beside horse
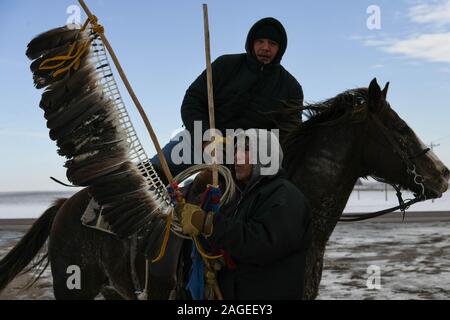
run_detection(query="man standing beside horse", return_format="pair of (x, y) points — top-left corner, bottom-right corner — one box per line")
(176, 129), (313, 299)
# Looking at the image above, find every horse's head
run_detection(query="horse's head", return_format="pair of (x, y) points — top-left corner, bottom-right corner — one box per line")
(362, 78), (449, 199)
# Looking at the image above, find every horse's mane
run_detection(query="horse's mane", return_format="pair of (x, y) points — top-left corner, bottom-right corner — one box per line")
(304, 88), (368, 123)
(280, 88), (369, 167)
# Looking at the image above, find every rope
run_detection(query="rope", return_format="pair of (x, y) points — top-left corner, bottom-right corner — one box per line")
(151, 206), (174, 263)
(38, 33), (91, 78)
(88, 15), (105, 34)
(150, 165), (235, 262)
(166, 164), (235, 239)
(38, 42), (76, 70)
(172, 164), (236, 205)
(193, 235), (223, 260)
(38, 16), (104, 78)
(38, 40), (90, 77)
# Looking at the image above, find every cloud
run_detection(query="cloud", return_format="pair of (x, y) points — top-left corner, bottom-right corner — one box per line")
(409, 0), (450, 26)
(348, 35), (378, 41)
(358, 1), (450, 64)
(381, 33), (450, 63)
(363, 38), (396, 47)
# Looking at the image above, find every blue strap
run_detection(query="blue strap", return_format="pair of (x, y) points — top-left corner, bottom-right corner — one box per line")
(187, 241), (204, 300)
(186, 185), (222, 300)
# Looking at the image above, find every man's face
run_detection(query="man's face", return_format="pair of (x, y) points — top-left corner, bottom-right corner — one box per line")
(253, 38), (279, 65)
(234, 150), (253, 184)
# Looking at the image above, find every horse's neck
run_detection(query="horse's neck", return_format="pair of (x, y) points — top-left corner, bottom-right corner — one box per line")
(288, 127), (363, 229)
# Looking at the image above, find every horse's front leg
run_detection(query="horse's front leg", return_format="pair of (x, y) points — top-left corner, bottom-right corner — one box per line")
(303, 242), (327, 299)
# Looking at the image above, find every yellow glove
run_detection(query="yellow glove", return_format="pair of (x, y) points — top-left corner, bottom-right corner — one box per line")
(175, 203), (214, 237)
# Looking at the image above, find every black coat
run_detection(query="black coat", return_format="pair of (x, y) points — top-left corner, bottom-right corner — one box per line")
(211, 170), (313, 300)
(181, 18), (303, 136)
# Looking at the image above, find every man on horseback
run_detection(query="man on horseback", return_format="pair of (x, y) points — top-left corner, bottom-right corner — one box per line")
(151, 17), (304, 176)
(176, 130), (313, 299)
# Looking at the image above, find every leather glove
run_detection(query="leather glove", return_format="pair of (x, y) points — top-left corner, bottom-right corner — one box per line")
(175, 203), (214, 237)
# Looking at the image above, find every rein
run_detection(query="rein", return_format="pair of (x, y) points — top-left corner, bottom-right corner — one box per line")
(317, 105), (430, 223)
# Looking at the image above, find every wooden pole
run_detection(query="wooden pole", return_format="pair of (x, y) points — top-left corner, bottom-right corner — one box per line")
(202, 4), (223, 301)
(78, 0), (174, 184)
(202, 4), (219, 187)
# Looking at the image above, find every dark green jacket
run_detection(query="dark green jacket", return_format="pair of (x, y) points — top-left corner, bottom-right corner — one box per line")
(181, 18), (303, 135)
(211, 170), (312, 300)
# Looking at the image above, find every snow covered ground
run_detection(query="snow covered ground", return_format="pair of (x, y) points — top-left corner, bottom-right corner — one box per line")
(345, 189), (450, 213)
(318, 221), (450, 299)
(0, 230), (53, 300)
(1, 220), (449, 300)
(1, 188), (449, 300)
(0, 191), (78, 219)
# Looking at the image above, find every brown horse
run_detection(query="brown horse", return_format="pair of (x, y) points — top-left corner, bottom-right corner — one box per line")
(282, 79), (449, 299)
(0, 79), (448, 299)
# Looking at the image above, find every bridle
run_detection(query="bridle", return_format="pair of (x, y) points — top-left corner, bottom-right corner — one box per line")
(318, 96), (431, 223)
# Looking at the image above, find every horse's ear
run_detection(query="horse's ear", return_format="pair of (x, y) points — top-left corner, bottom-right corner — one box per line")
(382, 82), (390, 99)
(368, 78), (383, 113)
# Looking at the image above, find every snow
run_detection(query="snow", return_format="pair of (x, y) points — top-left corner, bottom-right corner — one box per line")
(344, 189), (450, 213)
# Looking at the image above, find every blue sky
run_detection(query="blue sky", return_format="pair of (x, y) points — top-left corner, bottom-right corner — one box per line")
(0, 0), (449, 191)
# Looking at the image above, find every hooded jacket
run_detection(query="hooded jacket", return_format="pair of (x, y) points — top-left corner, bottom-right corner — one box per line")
(181, 18), (303, 136)
(211, 130), (312, 300)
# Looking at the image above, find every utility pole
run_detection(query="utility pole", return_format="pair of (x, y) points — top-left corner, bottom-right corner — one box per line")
(429, 142), (440, 203)
(429, 142), (440, 151)
(385, 183), (388, 201)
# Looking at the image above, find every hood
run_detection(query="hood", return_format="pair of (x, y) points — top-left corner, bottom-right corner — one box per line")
(245, 17), (288, 65)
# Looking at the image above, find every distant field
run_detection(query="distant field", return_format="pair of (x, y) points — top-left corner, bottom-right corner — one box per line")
(2, 189), (450, 220)
(2, 210), (450, 230)
(1, 218), (450, 300)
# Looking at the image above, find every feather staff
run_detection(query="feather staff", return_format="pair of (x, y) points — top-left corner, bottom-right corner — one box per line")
(77, 0), (174, 184)
(26, 25), (168, 239)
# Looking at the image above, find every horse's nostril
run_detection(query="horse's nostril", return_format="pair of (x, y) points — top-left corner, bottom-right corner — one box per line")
(443, 168), (450, 180)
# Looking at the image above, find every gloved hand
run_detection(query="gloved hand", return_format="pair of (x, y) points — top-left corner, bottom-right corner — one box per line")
(175, 202), (213, 237)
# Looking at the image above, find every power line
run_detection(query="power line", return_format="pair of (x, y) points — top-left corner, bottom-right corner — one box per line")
(431, 133), (450, 143)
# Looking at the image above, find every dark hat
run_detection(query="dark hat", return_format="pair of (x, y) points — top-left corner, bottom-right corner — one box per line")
(245, 17), (288, 64)
(253, 24), (282, 45)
